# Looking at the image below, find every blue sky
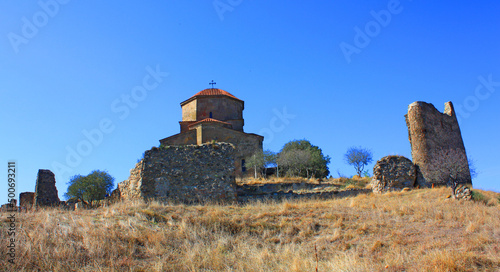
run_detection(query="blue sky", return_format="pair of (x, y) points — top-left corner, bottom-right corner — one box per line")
(1, 1), (499, 204)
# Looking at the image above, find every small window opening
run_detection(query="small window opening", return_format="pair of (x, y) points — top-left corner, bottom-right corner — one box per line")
(209, 112), (213, 118)
(242, 159), (246, 172)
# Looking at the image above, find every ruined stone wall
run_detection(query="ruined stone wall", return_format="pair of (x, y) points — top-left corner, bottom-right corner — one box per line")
(198, 125), (263, 176)
(371, 156), (416, 193)
(405, 101), (471, 187)
(20, 192), (36, 210)
(0, 199), (16, 212)
(117, 143), (237, 203)
(35, 169), (60, 207)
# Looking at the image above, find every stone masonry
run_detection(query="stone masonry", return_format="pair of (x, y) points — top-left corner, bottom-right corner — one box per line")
(116, 142), (237, 203)
(0, 199), (16, 212)
(371, 156), (417, 193)
(35, 169), (60, 207)
(20, 192), (36, 210)
(160, 88), (263, 177)
(405, 101), (472, 187)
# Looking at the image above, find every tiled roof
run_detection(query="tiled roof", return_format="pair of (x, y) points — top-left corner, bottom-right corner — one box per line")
(188, 118), (232, 128)
(190, 88), (242, 101)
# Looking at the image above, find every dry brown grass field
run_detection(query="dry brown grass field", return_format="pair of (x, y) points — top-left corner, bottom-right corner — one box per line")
(237, 176), (372, 191)
(1, 186), (499, 271)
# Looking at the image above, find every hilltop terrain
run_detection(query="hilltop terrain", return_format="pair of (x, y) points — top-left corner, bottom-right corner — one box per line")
(1, 185), (499, 271)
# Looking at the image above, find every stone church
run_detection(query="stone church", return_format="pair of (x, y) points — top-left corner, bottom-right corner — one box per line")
(160, 88), (264, 176)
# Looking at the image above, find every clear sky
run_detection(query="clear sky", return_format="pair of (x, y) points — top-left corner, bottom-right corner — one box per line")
(1, 0), (499, 205)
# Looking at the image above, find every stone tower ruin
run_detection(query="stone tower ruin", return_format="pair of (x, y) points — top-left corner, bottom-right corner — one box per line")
(405, 101), (472, 187)
(35, 169), (60, 207)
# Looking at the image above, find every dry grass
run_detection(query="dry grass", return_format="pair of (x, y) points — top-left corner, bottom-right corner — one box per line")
(1, 187), (499, 271)
(237, 176), (321, 185)
(238, 176), (371, 189)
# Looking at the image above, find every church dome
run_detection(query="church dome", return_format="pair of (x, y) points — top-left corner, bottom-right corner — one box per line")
(191, 88), (241, 100)
(181, 88), (242, 106)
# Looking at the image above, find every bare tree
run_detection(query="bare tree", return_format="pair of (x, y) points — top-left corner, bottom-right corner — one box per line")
(344, 146), (373, 177)
(428, 148), (473, 198)
(468, 157), (478, 180)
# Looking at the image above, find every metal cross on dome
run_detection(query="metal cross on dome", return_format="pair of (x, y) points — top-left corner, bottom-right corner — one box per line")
(209, 80), (216, 89)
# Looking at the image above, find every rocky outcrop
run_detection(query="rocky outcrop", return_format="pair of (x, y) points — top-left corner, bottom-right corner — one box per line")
(371, 156), (416, 193)
(453, 184), (472, 201)
(116, 143), (237, 203)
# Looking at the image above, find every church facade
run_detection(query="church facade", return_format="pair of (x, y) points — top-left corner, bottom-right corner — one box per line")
(159, 88), (264, 176)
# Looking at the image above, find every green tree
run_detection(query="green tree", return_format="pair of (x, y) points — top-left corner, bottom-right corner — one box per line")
(277, 149), (310, 177)
(245, 150), (265, 179)
(245, 149), (278, 178)
(277, 139), (330, 178)
(65, 170), (115, 205)
(344, 146), (373, 177)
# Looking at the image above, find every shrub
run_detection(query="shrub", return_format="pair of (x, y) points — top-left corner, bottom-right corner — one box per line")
(471, 190), (489, 205)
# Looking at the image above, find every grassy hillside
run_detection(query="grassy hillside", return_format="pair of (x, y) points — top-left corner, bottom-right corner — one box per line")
(1, 187), (499, 271)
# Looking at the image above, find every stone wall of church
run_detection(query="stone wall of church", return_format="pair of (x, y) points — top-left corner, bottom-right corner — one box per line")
(181, 99), (197, 121)
(116, 143), (237, 203)
(160, 129), (197, 146)
(196, 97), (244, 131)
(160, 124), (263, 176)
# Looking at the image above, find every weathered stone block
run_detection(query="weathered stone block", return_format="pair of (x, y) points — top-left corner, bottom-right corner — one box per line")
(454, 184), (472, 201)
(371, 156), (416, 193)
